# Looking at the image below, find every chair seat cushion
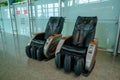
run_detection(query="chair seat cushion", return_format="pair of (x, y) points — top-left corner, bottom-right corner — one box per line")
(61, 45), (86, 55)
(31, 39), (45, 47)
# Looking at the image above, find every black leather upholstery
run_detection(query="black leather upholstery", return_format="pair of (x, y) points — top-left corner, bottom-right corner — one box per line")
(62, 45), (86, 55)
(31, 33), (46, 47)
(26, 17), (65, 60)
(61, 16), (97, 55)
(31, 39), (45, 47)
(72, 16), (97, 47)
(31, 17), (64, 47)
(44, 17), (64, 39)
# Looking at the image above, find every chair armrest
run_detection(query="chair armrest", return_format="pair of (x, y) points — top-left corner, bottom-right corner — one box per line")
(85, 38), (98, 71)
(55, 36), (72, 54)
(90, 38), (98, 46)
(61, 36), (72, 40)
(44, 34), (62, 58)
(49, 34), (62, 39)
(62, 36), (72, 45)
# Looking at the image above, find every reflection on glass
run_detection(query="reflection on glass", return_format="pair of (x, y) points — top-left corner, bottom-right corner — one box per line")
(74, 0), (109, 4)
(49, 13), (53, 16)
(37, 5), (42, 17)
(4, 9), (10, 18)
(48, 8), (53, 13)
(8, 10), (10, 18)
(21, 7), (24, 14)
(79, 0), (88, 4)
(37, 5), (41, 9)
(89, 0), (100, 2)
(33, 13), (35, 16)
(54, 3), (59, 7)
(4, 9), (8, 11)
(61, 2), (65, 7)
(20, 28), (30, 36)
(17, 7), (20, 10)
(32, 6), (35, 16)
(55, 8), (58, 12)
(37, 10), (41, 13)
(68, 0), (73, 6)
(32, 6), (35, 9)
(36, 3), (59, 18)
(48, 4), (53, 8)
(43, 9), (46, 13)
(55, 13), (58, 16)
(42, 4), (47, 8)
(101, 0), (109, 2)
(38, 13), (41, 17)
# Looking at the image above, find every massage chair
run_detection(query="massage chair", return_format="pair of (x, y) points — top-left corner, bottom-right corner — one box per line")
(55, 16), (98, 76)
(25, 17), (64, 60)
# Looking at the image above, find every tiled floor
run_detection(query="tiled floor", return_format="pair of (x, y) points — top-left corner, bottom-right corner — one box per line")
(0, 33), (120, 80)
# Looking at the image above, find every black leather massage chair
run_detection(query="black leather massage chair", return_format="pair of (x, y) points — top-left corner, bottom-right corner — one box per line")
(55, 16), (98, 76)
(25, 17), (64, 60)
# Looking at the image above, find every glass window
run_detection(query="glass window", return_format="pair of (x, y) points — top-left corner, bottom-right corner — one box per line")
(17, 7), (20, 10)
(43, 8), (46, 13)
(61, 2), (65, 7)
(49, 13), (53, 17)
(68, 0), (73, 6)
(54, 3), (59, 7)
(33, 13), (35, 16)
(38, 10), (41, 13)
(55, 8), (58, 12)
(21, 7), (24, 14)
(55, 12), (58, 16)
(101, 0), (108, 1)
(4, 9), (8, 11)
(8, 10), (10, 18)
(48, 4), (53, 8)
(37, 5), (41, 9)
(42, 4), (47, 8)
(79, 0), (88, 4)
(89, 0), (100, 2)
(38, 13), (41, 17)
(48, 8), (53, 13)
(32, 6), (35, 9)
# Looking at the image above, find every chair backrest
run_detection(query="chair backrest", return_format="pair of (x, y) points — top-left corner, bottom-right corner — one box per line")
(44, 17), (64, 39)
(72, 16), (97, 47)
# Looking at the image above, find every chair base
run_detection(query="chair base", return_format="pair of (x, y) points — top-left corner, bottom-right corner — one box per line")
(26, 45), (54, 61)
(55, 52), (96, 76)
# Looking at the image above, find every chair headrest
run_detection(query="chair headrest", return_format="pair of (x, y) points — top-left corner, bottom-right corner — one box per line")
(72, 16), (97, 47)
(44, 17), (64, 39)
